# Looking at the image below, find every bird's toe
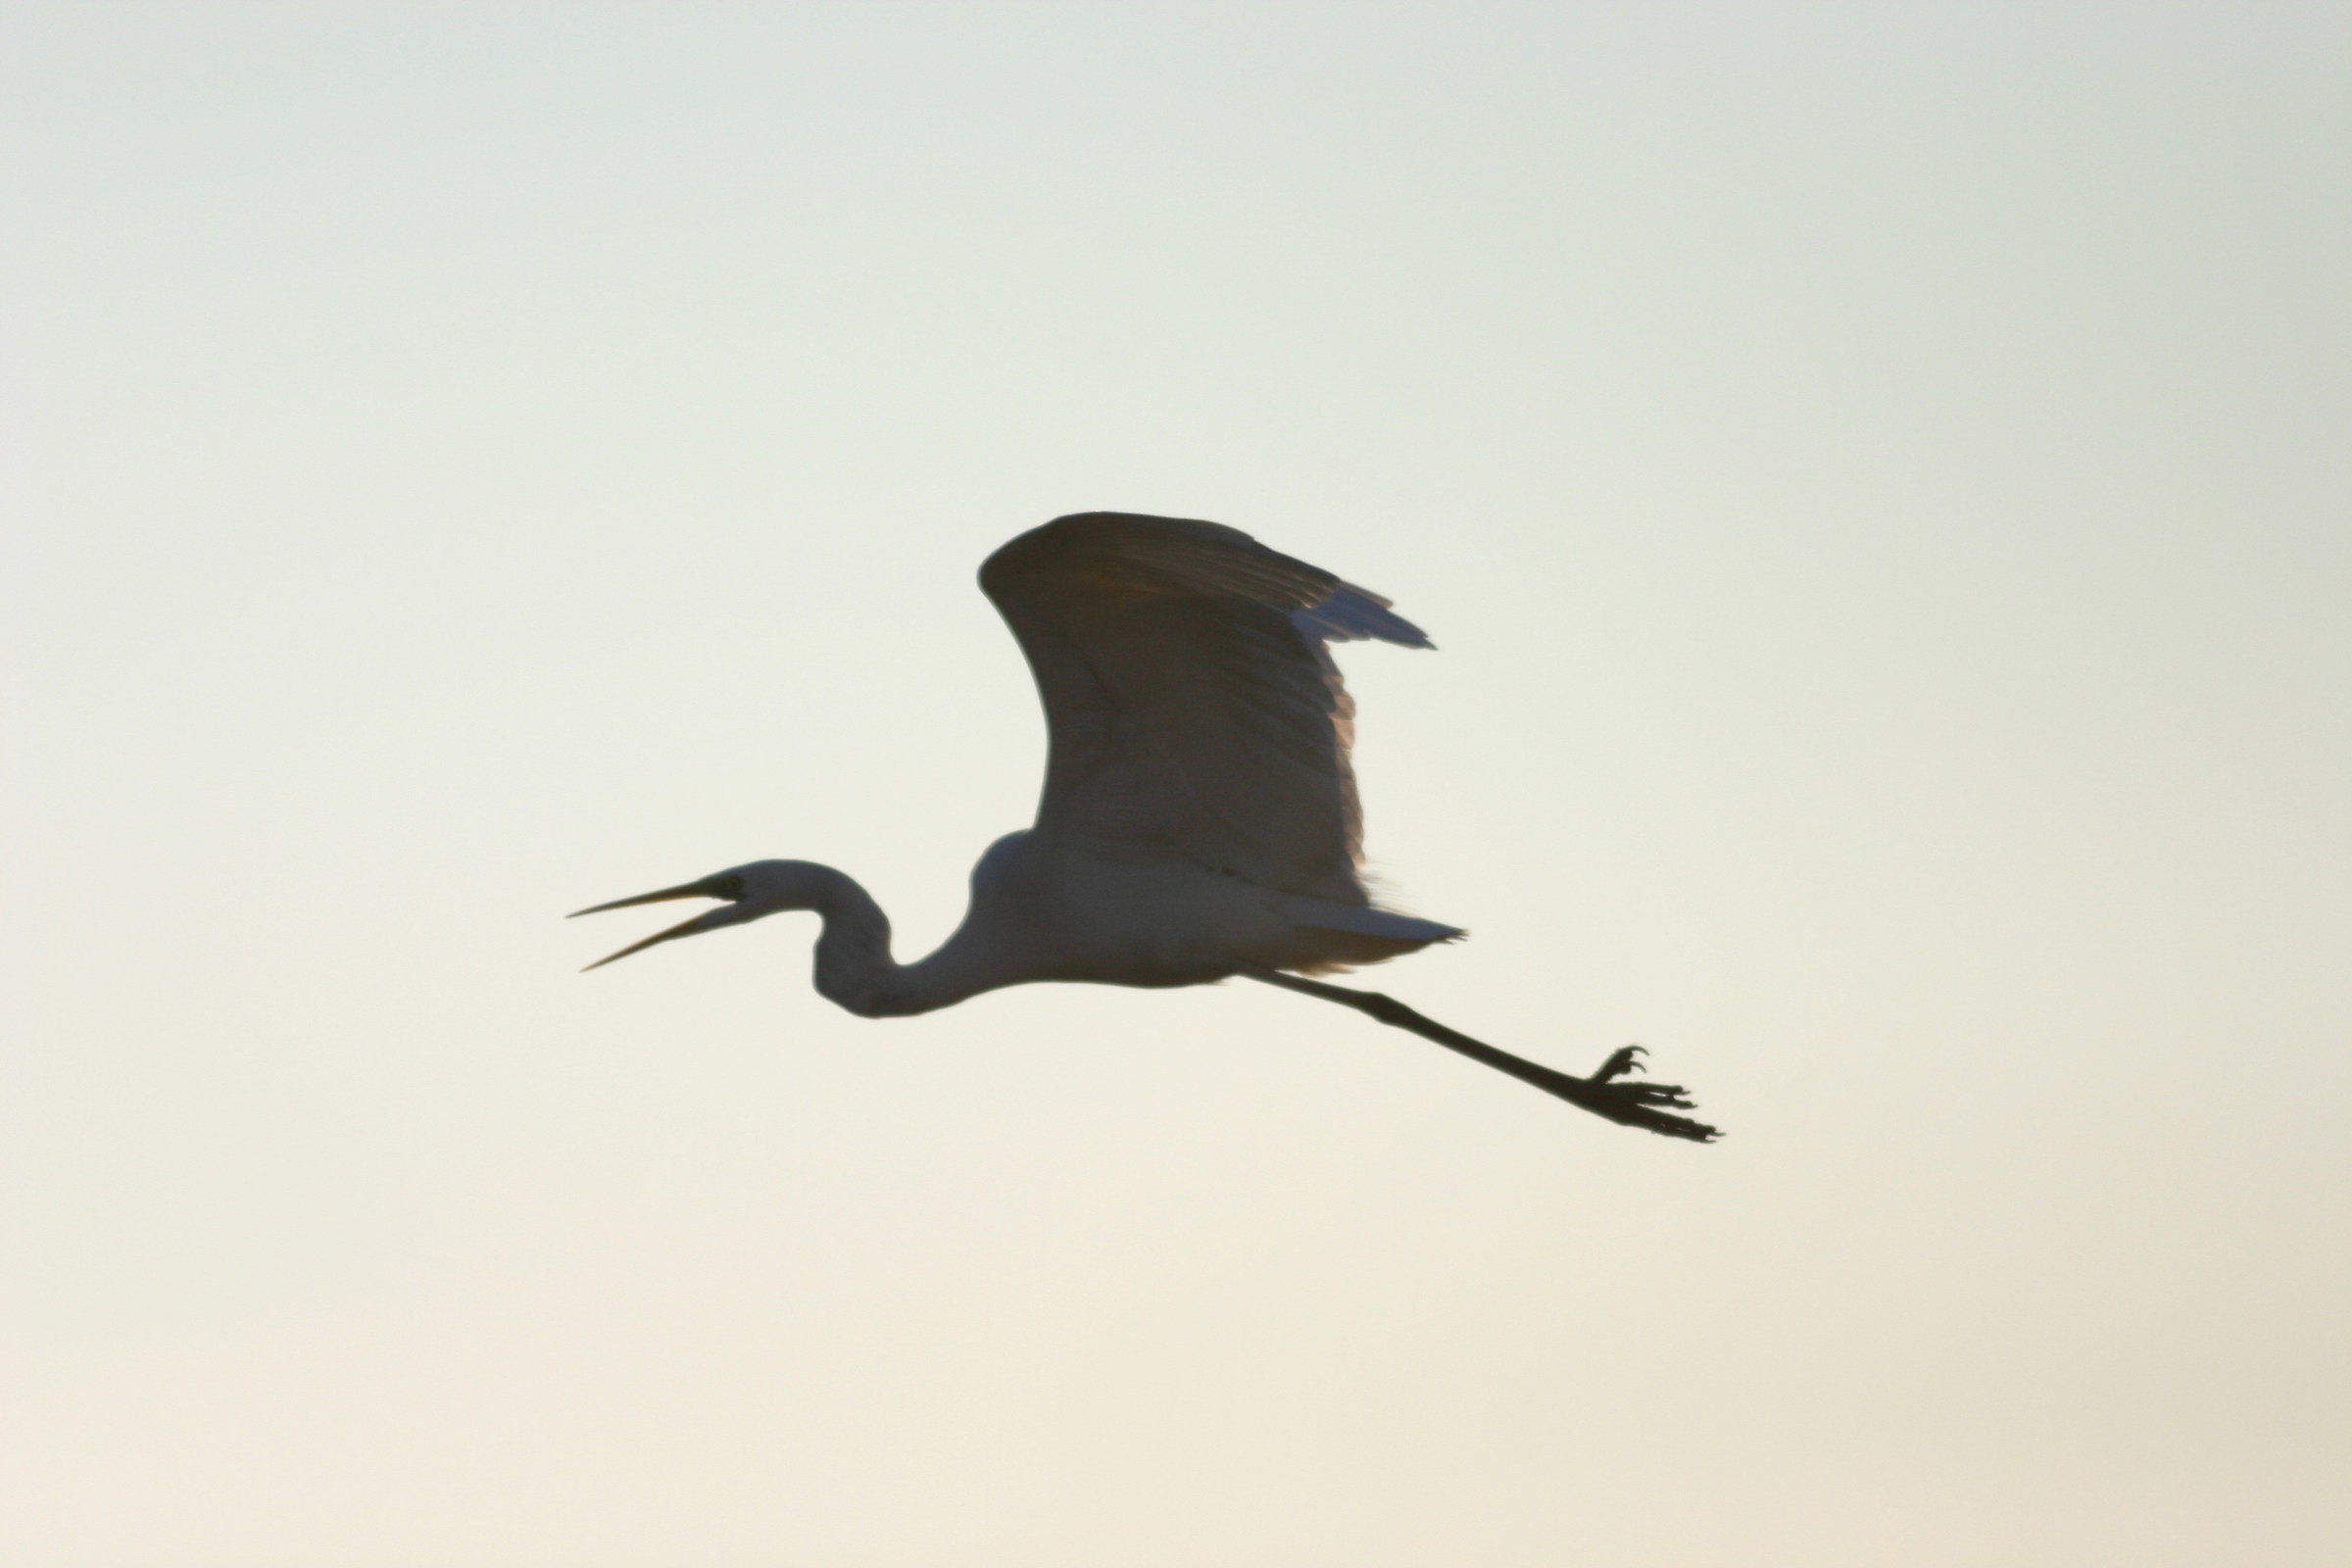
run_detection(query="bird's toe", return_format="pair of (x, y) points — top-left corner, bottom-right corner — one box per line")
(1591, 1045), (1647, 1082)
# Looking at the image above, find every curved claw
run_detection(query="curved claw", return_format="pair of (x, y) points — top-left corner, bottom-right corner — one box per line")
(1591, 1045), (1647, 1082)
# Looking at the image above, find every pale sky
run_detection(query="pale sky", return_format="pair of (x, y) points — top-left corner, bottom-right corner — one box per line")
(8, 5), (2349, 1565)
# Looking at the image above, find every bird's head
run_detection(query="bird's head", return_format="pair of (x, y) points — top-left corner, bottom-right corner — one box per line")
(569, 859), (836, 970)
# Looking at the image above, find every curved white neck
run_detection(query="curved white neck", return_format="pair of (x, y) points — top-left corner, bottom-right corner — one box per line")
(801, 865), (1000, 1018)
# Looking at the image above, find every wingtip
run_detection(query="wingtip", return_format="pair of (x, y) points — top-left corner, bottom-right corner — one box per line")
(1298, 584), (1434, 649)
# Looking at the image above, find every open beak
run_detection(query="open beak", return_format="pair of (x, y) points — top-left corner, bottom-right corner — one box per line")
(569, 879), (745, 971)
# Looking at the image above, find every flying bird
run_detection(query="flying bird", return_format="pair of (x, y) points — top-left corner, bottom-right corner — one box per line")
(573, 513), (1717, 1141)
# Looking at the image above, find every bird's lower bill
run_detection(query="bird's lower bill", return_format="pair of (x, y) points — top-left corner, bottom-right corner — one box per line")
(568, 879), (742, 970)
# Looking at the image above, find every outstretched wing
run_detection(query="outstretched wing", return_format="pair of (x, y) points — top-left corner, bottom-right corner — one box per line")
(979, 512), (1431, 903)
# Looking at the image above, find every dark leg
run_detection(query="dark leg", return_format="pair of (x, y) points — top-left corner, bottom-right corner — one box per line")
(1242, 970), (1720, 1143)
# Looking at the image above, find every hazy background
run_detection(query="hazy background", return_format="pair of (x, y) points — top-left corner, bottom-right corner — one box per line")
(8, 4), (2348, 1564)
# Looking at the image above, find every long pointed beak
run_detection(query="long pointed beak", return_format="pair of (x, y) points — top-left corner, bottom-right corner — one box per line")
(569, 878), (747, 971)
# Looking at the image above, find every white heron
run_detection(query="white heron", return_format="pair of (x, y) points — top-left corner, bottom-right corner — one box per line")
(572, 512), (1717, 1141)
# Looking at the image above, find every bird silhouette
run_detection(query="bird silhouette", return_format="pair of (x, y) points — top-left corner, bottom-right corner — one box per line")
(573, 512), (1716, 1141)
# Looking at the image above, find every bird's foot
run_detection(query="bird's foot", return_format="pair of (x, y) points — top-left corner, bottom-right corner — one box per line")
(1544, 1046), (1720, 1143)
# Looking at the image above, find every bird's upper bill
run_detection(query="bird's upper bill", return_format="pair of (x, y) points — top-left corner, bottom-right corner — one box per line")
(568, 874), (748, 970)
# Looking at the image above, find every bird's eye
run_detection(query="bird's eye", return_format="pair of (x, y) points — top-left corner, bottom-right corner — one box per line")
(709, 874), (745, 900)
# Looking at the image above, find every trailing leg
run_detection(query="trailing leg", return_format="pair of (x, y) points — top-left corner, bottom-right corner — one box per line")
(1242, 970), (1720, 1143)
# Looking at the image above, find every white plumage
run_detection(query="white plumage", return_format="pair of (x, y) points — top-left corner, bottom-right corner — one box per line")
(573, 512), (1715, 1141)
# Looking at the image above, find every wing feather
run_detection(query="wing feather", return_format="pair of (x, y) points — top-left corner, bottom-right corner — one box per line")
(979, 513), (1431, 903)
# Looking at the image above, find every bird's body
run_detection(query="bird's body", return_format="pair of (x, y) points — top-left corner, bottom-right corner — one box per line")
(742, 830), (1455, 1021)
(575, 512), (1716, 1141)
